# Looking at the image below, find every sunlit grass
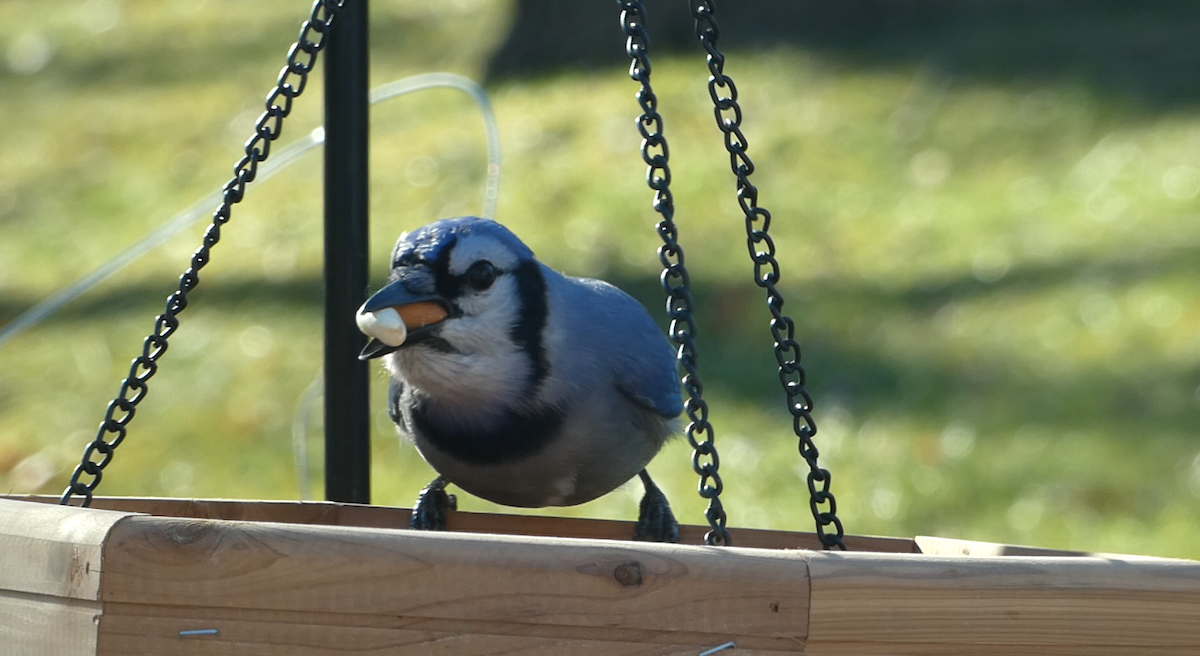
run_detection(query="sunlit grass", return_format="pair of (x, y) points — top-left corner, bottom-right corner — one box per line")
(2, 1), (1198, 559)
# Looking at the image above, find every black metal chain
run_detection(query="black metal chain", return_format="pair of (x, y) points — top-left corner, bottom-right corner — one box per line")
(689, 0), (846, 550)
(619, 1), (731, 547)
(60, 0), (347, 507)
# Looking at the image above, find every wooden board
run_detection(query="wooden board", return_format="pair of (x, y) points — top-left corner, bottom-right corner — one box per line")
(804, 550), (1200, 655)
(0, 499), (132, 599)
(3, 497), (1199, 655)
(96, 514), (811, 652)
(0, 591), (102, 656)
(97, 604), (795, 655)
(7, 494), (918, 553)
(0, 500), (133, 656)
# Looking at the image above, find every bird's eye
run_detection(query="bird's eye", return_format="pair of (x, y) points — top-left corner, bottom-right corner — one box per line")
(463, 260), (498, 291)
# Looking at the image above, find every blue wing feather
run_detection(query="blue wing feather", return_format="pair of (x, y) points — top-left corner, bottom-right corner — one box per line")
(569, 276), (682, 420)
(619, 332), (683, 419)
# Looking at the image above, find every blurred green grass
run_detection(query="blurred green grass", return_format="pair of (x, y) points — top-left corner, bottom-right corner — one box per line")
(1, 1), (1198, 559)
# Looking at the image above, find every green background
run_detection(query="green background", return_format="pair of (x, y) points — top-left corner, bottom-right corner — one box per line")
(1, 1), (1197, 559)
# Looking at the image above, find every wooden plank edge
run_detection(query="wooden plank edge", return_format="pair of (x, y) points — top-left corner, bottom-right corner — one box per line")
(0, 498), (137, 600)
(4, 494), (916, 553)
(916, 535), (1197, 562)
(98, 602), (805, 654)
(98, 614), (793, 656)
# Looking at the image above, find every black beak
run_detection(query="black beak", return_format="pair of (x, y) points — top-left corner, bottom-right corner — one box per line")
(357, 280), (449, 360)
(359, 338), (399, 360)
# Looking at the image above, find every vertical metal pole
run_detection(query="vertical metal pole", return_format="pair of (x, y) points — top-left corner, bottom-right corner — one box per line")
(323, 0), (371, 504)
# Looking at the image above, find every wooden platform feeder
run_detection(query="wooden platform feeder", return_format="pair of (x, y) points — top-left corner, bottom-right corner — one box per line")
(3, 495), (1199, 655)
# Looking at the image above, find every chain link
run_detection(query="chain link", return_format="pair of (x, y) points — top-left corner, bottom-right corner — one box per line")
(689, 0), (846, 550)
(60, 0), (347, 507)
(619, 0), (731, 547)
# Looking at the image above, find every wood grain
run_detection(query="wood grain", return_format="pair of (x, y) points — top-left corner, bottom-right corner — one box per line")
(804, 550), (1200, 655)
(4, 494), (916, 553)
(7, 496), (1200, 655)
(98, 616), (717, 656)
(96, 603), (801, 655)
(0, 590), (101, 656)
(0, 498), (133, 600)
(99, 514), (811, 645)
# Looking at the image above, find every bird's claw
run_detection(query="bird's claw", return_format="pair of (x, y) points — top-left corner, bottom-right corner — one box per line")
(410, 476), (456, 531)
(634, 473), (679, 543)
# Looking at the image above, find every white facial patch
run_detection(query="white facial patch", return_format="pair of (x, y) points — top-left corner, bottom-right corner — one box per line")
(448, 234), (522, 276)
(390, 275), (533, 416)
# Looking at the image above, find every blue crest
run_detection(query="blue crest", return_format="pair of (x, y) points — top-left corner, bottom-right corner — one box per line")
(393, 217), (535, 266)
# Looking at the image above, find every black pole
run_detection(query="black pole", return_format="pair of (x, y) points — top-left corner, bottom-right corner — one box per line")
(323, 0), (371, 504)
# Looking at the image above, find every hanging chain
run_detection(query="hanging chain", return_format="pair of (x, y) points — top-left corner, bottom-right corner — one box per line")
(689, 0), (846, 550)
(619, 1), (731, 547)
(60, 0), (347, 507)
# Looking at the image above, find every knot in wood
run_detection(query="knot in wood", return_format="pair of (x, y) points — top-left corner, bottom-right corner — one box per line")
(613, 561), (642, 587)
(165, 520), (212, 545)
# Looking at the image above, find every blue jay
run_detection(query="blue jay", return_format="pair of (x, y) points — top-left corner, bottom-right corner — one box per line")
(357, 217), (682, 541)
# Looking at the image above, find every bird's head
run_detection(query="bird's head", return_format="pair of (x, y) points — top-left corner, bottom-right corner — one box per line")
(357, 217), (550, 402)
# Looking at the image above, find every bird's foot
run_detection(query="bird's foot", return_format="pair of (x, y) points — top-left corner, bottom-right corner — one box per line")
(633, 470), (679, 543)
(410, 476), (457, 531)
